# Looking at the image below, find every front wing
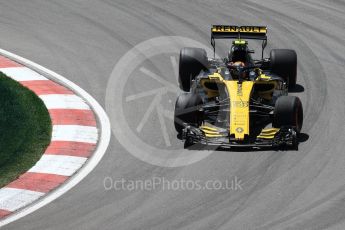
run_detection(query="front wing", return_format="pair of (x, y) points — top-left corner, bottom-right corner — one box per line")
(182, 125), (298, 149)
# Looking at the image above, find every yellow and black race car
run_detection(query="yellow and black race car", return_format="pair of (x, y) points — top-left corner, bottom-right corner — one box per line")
(174, 25), (303, 149)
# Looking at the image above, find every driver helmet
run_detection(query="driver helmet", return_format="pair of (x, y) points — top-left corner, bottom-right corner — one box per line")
(228, 61), (246, 79)
(228, 40), (248, 63)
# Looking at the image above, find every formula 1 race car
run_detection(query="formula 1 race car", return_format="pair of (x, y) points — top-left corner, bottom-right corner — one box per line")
(174, 25), (303, 149)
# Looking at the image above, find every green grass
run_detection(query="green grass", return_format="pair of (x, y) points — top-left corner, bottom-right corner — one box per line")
(0, 72), (51, 188)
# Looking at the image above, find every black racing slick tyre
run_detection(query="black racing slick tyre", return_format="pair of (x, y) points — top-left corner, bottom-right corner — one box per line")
(174, 92), (203, 134)
(273, 96), (303, 132)
(179, 47), (208, 92)
(270, 49), (297, 89)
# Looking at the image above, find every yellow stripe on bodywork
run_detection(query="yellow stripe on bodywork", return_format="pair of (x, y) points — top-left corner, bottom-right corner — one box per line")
(200, 125), (218, 131)
(202, 129), (220, 135)
(257, 74), (271, 80)
(256, 134), (275, 139)
(260, 128), (280, 134)
(201, 125), (227, 138)
(257, 128), (280, 139)
(208, 72), (222, 80)
(224, 81), (254, 140)
(205, 134), (225, 138)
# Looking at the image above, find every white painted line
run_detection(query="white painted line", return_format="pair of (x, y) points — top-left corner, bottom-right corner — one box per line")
(0, 48), (111, 227)
(39, 94), (90, 110)
(0, 67), (48, 81)
(52, 125), (98, 144)
(29, 155), (87, 176)
(0, 188), (44, 212)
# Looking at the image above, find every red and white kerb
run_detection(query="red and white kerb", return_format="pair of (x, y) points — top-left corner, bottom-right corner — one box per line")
(0, 56), (98, 218)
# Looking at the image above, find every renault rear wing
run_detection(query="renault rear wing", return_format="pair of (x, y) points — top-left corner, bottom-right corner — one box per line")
(211, 25), (268, 58)
(211, 25), (267, 40)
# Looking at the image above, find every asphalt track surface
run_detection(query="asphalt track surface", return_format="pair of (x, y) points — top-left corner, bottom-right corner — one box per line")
(1, 0), (345, 229)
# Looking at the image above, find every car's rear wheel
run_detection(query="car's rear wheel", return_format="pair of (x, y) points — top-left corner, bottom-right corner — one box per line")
(270, 49), (297, 89)
(174, 92), (203, 134)
(273, 96), (303, 132)
(179, 47), (208, 92)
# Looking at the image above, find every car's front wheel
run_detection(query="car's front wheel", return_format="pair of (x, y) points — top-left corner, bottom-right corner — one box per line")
(174, 92), (203, 134)
(273, 96), (303, 132)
